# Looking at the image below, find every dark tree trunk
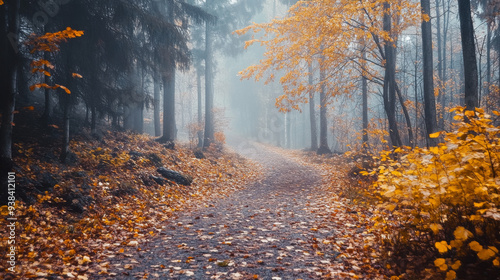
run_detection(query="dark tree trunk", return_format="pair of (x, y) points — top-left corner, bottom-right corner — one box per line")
(0, 0), (20, 173)
(91, 104), (97, 134)
(308, 62), (318, 151)
(60, 92), (71, 163)
(396, 85), (414, 147)
(383, 2), (402, 148)
(458, 0), (478, 111)
(42, 54), (52, 126)
(153, 72), (161, 137)
(421, 0), (438, 146)
(203, 20), (215, 149)
(317, 56), (331, 155)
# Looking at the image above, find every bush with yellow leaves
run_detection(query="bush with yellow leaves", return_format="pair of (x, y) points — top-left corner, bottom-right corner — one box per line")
(365, 107), (500, 279)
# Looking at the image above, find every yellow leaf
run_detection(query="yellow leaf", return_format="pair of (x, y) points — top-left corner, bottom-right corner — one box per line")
(454, 226), (473, 241)
(429, 198), (440, 208)
(436, 241), (451, 253)
(0, 205), (9, 216)
(429, 131), (441, 138)
(451, 260), (461, 270)
(429, 223), (442, 234)
(465, 110), (476, 117)
(434, 258), (448, 271)
(446, 270), (456, 280)
(385, 204), (396, 211)
(478, 247), (496, 260)
(390, 170), (402, 176)
(469, 241), (483, 252)
(434, 258), (446, 266)
(430, 146), (439, 154)
(422, 13), (430, 22)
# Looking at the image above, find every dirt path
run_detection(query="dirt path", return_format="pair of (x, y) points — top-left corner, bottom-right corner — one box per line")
(95, 143), (343, 279)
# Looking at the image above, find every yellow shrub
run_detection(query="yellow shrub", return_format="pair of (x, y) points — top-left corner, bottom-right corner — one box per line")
(366, 107), (500, 278)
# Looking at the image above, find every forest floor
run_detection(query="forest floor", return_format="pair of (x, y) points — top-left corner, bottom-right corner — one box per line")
(1, 122), (390, 279)
(85, 140), (388, 280)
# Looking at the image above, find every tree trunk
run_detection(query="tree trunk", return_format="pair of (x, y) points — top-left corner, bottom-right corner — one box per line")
(91, 103), (97, 134)
(308, 62), (318, 151)
(421, 0), (438, 146)
(197, 68), (203, 148)
(203, 19), (215, 149)
(42, 54), (52, 126)
(396, 84), (414, 147)
(317, 55), (331, 155)
(441, 0), (450, 126)
(153, 71), (161, 137)
(458, 0), (478, 111)
(0, 0), (20, 173)
(60, 91), (71, 163)
(436, 0), (444, 130)
(162, 64), (176, 142)
(485, 23), (491, 109)
(361, 45), (369, 149)
(383, 2), (402, 148)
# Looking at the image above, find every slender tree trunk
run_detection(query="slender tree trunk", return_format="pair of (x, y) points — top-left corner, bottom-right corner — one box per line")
(441, 0), (450, 126)
(458, 0), (478, 111)
(436, 0), (444, 130)
(308, 62), (318, 151)
(42, 53), (51, 126)
(197, 68), (203, 148)
(395, 84), (414, 147)
(60, 91), (71, 163)
(203, 19), (215, 149)
(153, 71), (161, 137)
(361, 45), (369, 149)
(317, 55), (331, 155)
(421, 0), (438, 146)
(383, 2), (402, 148)
(91, 103), (97, 134)
(486, 23), (491, 109)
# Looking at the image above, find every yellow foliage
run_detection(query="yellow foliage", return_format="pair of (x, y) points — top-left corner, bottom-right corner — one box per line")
(478, 247), (497, 260)
(445, 270), (456, 280)
(435, 241), (450, 253)
(454, 226), (473, 241)
(469, 241), (483, 252)
(368, 106), (500, 275)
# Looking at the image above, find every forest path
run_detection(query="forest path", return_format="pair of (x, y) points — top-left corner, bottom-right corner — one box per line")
(96, 141), (344, 279)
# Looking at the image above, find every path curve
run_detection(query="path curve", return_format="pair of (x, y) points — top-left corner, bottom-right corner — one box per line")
(96, 142), (338, 279)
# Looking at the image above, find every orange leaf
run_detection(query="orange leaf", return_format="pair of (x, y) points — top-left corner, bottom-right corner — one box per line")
(72, 73), (83, 78)
(23, 106), (35, 111)
(56, 84), (71, 94)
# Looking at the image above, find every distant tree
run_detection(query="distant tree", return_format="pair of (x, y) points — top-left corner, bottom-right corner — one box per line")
(198, 0), (264, 149)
